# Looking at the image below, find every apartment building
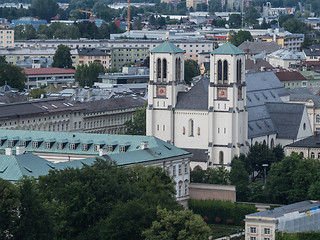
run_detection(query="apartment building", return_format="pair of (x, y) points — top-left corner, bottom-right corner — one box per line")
(0, 27), (14, 47)
(245, 200), (320, 240)
(14, 38), (215, 64)
(0, 97), (146, 135)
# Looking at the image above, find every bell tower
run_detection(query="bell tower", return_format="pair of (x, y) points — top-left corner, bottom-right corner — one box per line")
(146, 41), (185, 144)
(207, 42), (248, 166)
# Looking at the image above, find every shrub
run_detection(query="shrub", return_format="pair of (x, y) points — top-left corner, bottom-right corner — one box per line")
(188, 199), (257, 225)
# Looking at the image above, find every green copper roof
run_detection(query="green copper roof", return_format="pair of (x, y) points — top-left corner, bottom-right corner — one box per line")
(0, 129), (192, 165)
(0, 153), (54, 181)
(212, 42), (245, 55)
(150, 41), (185, 53)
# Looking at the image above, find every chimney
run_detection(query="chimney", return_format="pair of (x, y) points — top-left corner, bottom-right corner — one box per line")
(99, 148), (107, 156)
(72, 86), (78, 95)
(16, 146), (25, 155)
(141, 141), (148, 150)
(5, 148), (12, 155)
(88, 88), (92, 100)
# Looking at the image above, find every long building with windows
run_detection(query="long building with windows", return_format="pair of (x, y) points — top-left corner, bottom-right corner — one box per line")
(0, 129), (192, 205)
(0, 97), (146, 135)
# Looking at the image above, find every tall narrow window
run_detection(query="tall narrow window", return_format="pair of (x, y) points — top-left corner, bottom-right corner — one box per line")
(163, 59), (167, 79)
(219, 151), (224, 165)
(217, 60), (222, 83)
(189, 119), (194, 137)
(237, 59), (242, 83)
(175, 58), (181, 81)
(223, 60), (228, 83)
(157, 58), (161, 80)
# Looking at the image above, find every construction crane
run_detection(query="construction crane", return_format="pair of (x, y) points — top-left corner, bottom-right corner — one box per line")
(127, 0), (130, 32)
(79, 9), (94, 22)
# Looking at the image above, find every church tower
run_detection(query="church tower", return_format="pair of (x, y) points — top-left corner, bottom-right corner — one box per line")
(146, 41), (185, 143)
(208, 42), (248, 166)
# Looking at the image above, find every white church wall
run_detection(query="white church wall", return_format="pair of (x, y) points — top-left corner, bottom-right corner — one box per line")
(174, 110), (209, 149)
(296, 107), (313, 141)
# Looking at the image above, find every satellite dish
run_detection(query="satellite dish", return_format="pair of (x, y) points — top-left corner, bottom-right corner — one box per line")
(225, 24), (230, 29)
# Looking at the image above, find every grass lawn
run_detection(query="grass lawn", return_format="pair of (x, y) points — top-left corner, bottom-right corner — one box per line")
(209, 224), (244, 239)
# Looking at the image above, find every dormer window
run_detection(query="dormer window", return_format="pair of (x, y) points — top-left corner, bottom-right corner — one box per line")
(69, 143), (76, 150)
(32, 141), (39, 148)
(119, 144), (130, 152)
(82, 144), (88, 151)
(45, 142), (51, 149)
(8, 140), (15, 148)
(107, 145), (114, 152)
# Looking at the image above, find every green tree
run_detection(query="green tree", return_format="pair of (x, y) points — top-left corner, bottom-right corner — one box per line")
(27, 88), (47, 99)
(143, 208), (211, 240)
(244, 6), (260, 26)
(282, 18), (309, 34)
(228, 14), (242, 28)
(14, 25), (37, 40)
(75, 62), (105, 87)
(229, 30), (253, 46)
(36, 158), (180, 240)
(101, 165), (180, 239)
(272, 144), (285, 163)
(0, 178), (19, 240)
(125, 105), (146, 135)
(52, 44), (73, 69)
(184, 59), (200, 85)
(30, 0), (59, 22)
(230, 155), (249, 202)
(265, 153), (320, 204)
(14, 178), (53, 240)
(245, 143), (275, 182)
(0, 61), (27, 91)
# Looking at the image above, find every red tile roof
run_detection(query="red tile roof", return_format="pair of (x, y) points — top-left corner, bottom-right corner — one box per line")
(24, 68), (75, 76)
(275, 71), (306, 82)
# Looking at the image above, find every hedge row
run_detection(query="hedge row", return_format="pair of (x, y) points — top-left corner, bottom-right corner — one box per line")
(276, 232), (320, 240)
(188, 199), (257, 225)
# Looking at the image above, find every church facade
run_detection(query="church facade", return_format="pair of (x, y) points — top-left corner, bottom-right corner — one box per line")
(147, 41), (248, 169)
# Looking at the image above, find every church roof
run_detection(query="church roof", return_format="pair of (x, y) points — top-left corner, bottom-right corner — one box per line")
(175, 78), (209, 110)
(266, 102), (305, 139)
(211, 42), (245, 55)
(150, 41), (185, 53)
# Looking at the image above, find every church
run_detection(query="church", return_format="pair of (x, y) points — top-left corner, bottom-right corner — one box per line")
(146, 41), (312, 170)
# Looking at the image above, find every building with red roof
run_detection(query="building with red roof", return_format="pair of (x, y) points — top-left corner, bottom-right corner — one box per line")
(23, 68), (75, 89)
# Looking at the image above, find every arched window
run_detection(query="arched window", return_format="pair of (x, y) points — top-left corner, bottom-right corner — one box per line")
(193, 165), (203, 171)
(237, 59), (242, 83)
(318, 153), (320, 159)
(217, 60), (222, 83)
(197, 127), (200, 135)
(157, 58), (161, 80)
(219, 151), (224, 165)
(311, 152), (315, 158)
(184, 180), (188, 195)
(263, 140), (266, 145)
(182, 126), (185, 135)
(300, 152), (304, 157)
(163, 59), (167, 79)
(223, 60), (228, 83)
(176, 58), (181, 81)
(270, 138), (274, 149)
(189, 119), (194, 137)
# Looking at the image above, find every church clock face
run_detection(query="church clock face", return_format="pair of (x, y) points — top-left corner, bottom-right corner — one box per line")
(218, 88), (227, 99)
(157, 86), (167, 97)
